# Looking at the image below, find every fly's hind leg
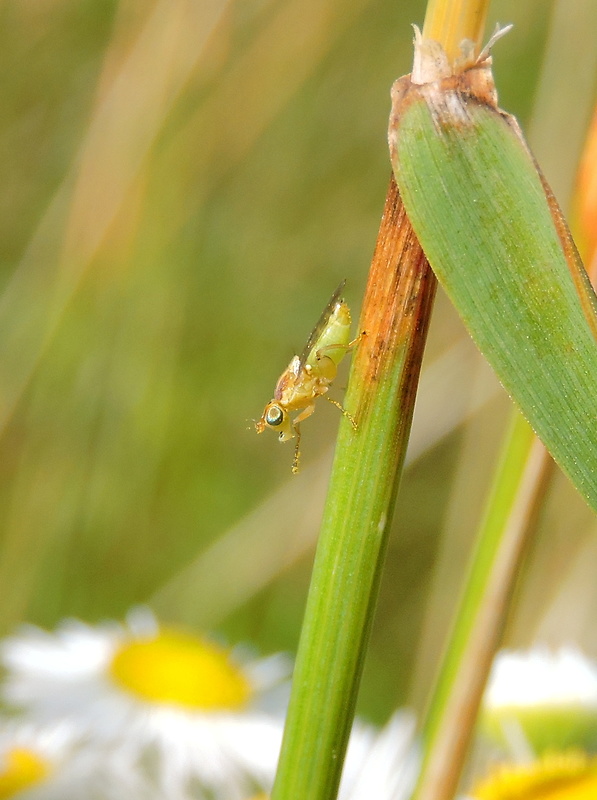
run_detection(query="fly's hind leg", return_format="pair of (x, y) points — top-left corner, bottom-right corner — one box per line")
(323, 395), (358, 431)
(315, 331), (365, 362)
(314, 331), (366, 379)
(290, 404), (316, 474)
(347, 330), (366, 349)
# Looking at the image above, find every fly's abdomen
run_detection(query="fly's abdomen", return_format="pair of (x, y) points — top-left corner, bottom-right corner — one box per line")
(305, 301), (352, 370)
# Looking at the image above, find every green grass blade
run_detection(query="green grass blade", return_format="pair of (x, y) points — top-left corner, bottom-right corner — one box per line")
(389, 40), (597, 511)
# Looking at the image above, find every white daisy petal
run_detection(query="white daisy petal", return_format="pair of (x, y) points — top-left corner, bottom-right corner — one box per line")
(339, 711), (419, 800)
(484, 646), (597, 709)
(481, 646), (597, 758)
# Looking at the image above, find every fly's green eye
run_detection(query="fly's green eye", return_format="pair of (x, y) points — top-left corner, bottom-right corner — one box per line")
(266, 405), (284, 426)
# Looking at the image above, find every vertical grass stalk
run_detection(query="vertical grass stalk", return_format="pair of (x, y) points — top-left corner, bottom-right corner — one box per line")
(414, 413), (551, 800)
(271, 178), (436, 800)
(422, 0), (487, 63)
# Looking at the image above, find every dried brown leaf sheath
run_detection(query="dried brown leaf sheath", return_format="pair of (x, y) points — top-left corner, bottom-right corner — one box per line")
(354, 176), (435, 404)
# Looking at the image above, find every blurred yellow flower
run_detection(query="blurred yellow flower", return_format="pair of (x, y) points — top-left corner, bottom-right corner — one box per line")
(109, 629), (252, 710)
(470, 751), (597, 800)
(0, 746), (50, 798)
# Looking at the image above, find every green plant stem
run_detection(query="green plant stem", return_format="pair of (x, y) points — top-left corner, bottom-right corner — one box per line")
(271, 178), (436, 800)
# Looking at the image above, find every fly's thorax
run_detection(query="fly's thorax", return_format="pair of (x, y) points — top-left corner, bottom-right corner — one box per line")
(273, 356), (300, 400)
(305, 301), (351, 370)
(278, 365), (320, 411)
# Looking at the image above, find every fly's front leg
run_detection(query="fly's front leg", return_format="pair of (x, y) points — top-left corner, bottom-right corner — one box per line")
(291, 427), (301, 475)
(323, 395), (358, 431)
(290, 404), (316, 474)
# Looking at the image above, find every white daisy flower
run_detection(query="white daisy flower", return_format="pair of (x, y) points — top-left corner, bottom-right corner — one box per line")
(481, 646), (597, 757)
(466, 750), (597, 800)
(0, 608), (289, 800)
(0, 720), (148, 799)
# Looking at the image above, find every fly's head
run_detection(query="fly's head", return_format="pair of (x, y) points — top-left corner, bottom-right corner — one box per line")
(255, 401), (295, 442)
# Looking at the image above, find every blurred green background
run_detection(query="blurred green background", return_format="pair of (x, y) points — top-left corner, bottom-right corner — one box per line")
(0, 0), (595, 723)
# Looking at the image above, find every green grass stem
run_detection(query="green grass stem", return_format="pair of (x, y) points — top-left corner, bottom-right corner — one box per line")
(414, 412), (551, 800)
(271, 177), (436, 800)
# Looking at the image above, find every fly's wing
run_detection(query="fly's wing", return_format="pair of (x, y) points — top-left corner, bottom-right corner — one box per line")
(298, 279), (346, 371)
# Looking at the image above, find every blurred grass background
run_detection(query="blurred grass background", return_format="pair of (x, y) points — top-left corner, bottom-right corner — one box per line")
(0, 0), (595, 724)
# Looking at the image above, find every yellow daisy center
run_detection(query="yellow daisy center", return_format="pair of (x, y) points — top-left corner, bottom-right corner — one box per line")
(471, 751), (597, 800)
(109, 629), (253, 710)
(0, 747), (51, 798)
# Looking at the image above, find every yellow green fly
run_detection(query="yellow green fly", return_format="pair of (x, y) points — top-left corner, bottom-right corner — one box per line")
(256, 280), (362, 473)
